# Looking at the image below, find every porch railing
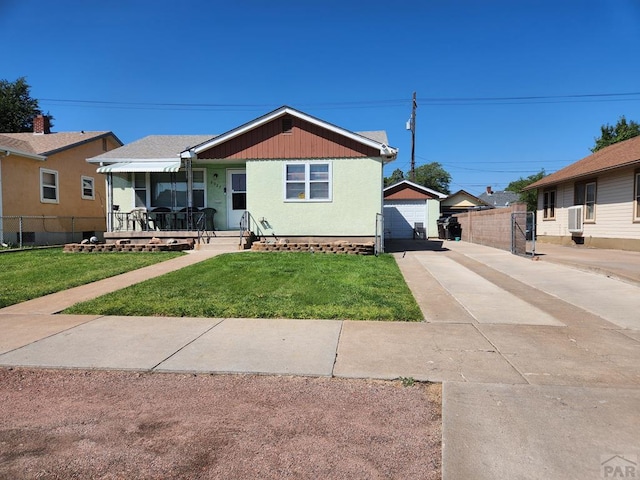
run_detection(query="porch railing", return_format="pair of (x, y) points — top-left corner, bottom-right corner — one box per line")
(110, 210), (212, 234)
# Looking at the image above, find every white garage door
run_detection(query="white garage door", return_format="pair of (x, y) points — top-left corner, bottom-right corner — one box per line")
(383, 200), (427, 239)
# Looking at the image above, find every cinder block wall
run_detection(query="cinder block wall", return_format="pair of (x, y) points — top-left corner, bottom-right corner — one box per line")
(457, 203), (526, 251)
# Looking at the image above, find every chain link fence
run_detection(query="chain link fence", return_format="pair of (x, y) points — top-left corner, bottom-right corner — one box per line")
(0, 216), (106, 248)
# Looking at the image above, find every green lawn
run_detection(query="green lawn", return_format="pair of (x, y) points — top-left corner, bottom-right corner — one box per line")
(65, 252), (423, 321)
(0, 249), (184, 308)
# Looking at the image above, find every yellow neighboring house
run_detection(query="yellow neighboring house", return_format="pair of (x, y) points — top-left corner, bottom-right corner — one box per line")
(0, 115), (122, 246)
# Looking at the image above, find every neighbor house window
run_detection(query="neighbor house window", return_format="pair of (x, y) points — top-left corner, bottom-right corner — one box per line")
(81, 176), (95, 200)
(543, 189), (556, 219)
(40, 168), (59, 203)
(635, 171), (640, 221)
(575, 180), (597, 222)
(285, 162), (331, 201)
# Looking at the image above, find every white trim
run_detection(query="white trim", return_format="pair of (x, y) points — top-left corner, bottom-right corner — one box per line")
(283, 161), (333, 202)
(1, 147), (46, 162)
(384, 179), (448, 198)
(187, 106), (398, 160)
(40, 168), (59, 204)
(81, 175), (95, 200)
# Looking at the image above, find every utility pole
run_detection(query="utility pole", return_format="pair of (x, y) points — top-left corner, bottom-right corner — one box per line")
(408, 91), (417, 181)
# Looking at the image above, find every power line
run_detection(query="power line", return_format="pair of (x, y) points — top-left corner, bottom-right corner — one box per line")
(39, 91), (640, 111)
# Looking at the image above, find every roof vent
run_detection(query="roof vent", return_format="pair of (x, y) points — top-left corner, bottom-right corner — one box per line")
(282, 118), (293, 134)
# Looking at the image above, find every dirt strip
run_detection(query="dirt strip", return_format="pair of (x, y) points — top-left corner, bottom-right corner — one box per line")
(0, 368), (441, 480)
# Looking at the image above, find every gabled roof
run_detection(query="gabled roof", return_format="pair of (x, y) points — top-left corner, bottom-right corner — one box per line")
(0, 131), (121, 156)
(478, 190), (520, 207)
(441, 189), (491, 207)
(526, 135), (640, 190)
(182, 106), (398, 161)
(384, 180), (447, 199)
(88, 135), (214, 163)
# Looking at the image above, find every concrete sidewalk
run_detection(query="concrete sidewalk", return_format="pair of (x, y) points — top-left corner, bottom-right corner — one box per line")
(1, 240), (640, 479)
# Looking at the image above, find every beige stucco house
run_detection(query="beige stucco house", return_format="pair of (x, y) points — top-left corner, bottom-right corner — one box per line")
(0, 116), (122, 245)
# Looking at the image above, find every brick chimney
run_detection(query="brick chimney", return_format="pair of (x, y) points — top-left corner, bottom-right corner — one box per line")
(486, 186), (493, 195)
(33, 115), (51, 134)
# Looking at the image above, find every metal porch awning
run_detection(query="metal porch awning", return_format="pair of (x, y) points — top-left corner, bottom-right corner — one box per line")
(96, 160), (181, 173)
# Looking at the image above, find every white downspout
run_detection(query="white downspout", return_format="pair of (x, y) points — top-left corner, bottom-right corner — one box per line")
(106, 172), (113, 232)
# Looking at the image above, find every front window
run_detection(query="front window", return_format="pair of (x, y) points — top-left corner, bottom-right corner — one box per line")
(81, 176), (95, 200)
(40, 168), (59, 203)
(635, 171), (640, 221)
(135, 170), (206, 209)
(543, 189), (556, 219)
(285, 162), (331, 201)
(576, 181), (597, 222)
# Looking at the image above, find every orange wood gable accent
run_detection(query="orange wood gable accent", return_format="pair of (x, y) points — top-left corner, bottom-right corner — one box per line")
(384, 184), (437, 200)
(197, 115), (380, 159)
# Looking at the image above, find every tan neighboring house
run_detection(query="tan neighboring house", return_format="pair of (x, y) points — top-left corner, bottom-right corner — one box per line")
(525, 135), (640, 251)
(440, 189), (490, 217)
(0, 115), (122, 245)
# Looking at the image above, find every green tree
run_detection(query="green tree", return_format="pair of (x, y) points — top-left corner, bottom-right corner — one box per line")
(506, 169), (546, 212)
(384, 168), (405, 187)
(413, 162), (451, 194)
(591, 116), (640, 152)
(0, 77), (50, 132)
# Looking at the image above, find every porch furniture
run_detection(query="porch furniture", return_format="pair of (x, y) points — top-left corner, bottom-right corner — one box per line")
(177, 207), (200, 230)
(413, 222), (426, 240)
(149, 207), (172, 230)
(201, 207), (216, 231)
(128, 208), (148, 231)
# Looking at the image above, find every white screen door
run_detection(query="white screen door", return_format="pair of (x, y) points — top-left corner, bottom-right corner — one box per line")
(227, 169), (246, 229)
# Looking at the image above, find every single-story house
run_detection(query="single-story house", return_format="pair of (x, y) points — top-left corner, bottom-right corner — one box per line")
(383, 180), (446, 239)
(0, 115), (122, 245)
(87, 106), (397, 247)
(440, 189), (491, 217)
(525, 135), (640, 251)
(478, 186), (520, 208)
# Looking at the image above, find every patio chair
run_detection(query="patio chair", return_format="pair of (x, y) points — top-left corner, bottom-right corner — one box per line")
(128, 207), (148, 231)
(149, 207), (171, 230)
(201, 207), (216, 231)
(413, 222), (426, 240)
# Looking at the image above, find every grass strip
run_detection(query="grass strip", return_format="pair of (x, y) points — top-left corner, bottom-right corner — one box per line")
(0, 249), (184, 308)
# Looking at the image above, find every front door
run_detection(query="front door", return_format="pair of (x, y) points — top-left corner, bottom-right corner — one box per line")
(227, 169), (246, 229)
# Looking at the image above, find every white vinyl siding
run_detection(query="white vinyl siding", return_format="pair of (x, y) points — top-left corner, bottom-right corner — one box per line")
(537, 168), (640, 240)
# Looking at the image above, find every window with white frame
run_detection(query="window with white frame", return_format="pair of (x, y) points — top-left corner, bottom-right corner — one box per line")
(575, 180), (597, 222)
(285, 162), (331, 201)
(635, 171), (640, 221)
(40, 168), (59, 203)
(543, 189), (556, 219)
(134, 170), (206, 209)
(81, 176), (95, 200)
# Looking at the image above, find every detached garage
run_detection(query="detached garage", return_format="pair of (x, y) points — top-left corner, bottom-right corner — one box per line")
(383, 180), (446, 239)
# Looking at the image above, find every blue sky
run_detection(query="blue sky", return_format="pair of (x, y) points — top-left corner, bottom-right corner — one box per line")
(2, 0), (639, 195)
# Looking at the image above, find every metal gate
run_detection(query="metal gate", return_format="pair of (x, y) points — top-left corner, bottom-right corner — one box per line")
(511, 211), (535, 257)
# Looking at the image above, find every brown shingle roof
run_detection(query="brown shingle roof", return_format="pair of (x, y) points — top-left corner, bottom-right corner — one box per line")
(526, 135), (640, 190)
(0, 131), (118, 156)
(0, 134), (37, 154)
